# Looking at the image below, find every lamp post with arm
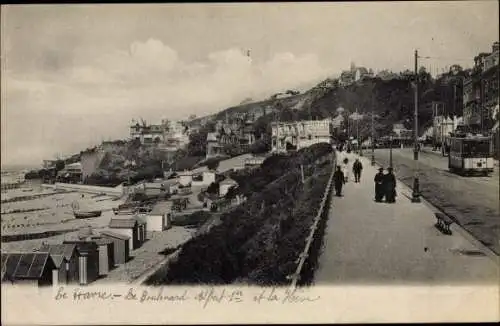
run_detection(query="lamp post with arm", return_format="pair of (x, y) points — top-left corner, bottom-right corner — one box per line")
(389, 133), (393, 168)
(411, 49), (421, 203)
(371, 110), (375, 166)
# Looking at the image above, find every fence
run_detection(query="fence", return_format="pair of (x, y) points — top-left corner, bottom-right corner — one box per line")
(288, 154), (336, 288)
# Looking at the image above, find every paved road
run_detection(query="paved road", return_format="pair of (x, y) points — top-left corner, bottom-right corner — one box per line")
(315, 153), (499, 285)
(372, 148), (500, 255)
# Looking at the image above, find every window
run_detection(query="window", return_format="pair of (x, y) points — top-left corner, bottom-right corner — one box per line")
(462, 140), (491, 157)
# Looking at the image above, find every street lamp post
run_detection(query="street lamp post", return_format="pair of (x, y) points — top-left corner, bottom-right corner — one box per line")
(389, 134), (393, 168)
(412, 49), (421, 203)
(371, 110), (375, 166)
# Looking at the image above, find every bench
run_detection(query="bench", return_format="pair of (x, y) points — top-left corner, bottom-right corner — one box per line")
(435, 212), (454, 235)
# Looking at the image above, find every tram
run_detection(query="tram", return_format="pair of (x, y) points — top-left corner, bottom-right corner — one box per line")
(448, 132), (494, 176)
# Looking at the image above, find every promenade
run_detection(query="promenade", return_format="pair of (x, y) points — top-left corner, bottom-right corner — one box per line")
(315, 151), (499, 285)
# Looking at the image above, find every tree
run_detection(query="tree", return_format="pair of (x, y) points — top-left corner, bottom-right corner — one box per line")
(249, 138), (271, 154)
(449, 64), (463, 75)
(225, 186), (238, 200)
(206, 159), (220, 170)
(223, 143), (241, 157)
(206, 182), (219, 196)
(187, 131), (207, 157)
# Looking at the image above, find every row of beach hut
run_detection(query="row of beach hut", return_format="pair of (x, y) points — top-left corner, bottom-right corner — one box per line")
(1, 199), (178, 287)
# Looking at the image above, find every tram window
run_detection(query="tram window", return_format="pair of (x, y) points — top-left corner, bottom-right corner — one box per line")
(462, 141), (491, 157)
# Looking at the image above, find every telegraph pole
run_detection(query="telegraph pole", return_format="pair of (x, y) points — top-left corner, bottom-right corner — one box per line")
(412, 49), (421, 203)
(371, 108), (375, 165)
(356, 108), (360, 154)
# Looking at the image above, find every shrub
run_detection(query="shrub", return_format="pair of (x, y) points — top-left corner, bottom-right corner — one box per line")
(172, 211), (212, 227)
(145, 142), (334, 286)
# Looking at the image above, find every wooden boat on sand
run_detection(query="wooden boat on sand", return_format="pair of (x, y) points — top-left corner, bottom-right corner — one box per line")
(73, 210), (102, 219)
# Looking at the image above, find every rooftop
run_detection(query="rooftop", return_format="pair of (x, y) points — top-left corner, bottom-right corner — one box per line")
(38, 243), (77, 268)
(220, 177), (238, 185)
(109, 218), (138, 229)
(150, 201), (173, 215)
(99, 230), (131, 241)
(1, 252), (53, 281)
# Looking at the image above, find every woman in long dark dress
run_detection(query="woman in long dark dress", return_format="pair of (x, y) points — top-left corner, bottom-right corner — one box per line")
(333, 166), (345, 196)
(374, 167), (385, 202)
(384, 167), (397, 203)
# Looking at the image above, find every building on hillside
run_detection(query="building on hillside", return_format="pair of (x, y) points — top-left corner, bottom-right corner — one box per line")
(129, 120), (166, 145)
(162, 120), (190, 151)
(354, 67), (374, 82)
(244, 156), (267, 169)
(192, 170), (216, 186)
(392, 123), (413, 146)
(205, 121), (257, 159)
(1, 252), (58, 287)
(433, 116), (457, 145)
(339, 63), (373, 86)
(463, 42), (499, 131)
(38, 243), (79, 285)
(339, 71), (354, 87)
(331, 114), (345, 133)
(43, 160), (57, 169)
(271, 119), (333, 153)
(206, 132), (224, 158)
(57, 162), (83, 183)
(375, 70), (399, 80)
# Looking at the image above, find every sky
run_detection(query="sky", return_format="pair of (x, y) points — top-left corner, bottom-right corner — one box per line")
(1, 2), (499, 167)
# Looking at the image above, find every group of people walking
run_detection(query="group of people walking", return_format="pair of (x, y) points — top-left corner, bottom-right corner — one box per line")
(332, 156), (397, 203)
(333, 157), (364, 196)
(374, 167), (397, 203)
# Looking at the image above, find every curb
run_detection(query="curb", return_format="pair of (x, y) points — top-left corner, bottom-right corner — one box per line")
(367, 155), (500, 265)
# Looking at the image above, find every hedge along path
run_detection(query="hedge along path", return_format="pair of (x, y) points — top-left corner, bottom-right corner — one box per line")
(289, 153), (336, 288)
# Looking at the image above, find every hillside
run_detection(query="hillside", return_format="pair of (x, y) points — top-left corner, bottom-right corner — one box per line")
(197, 61), (486, 146)
(214, 92), (310, 120)
(192, 70), (453, 143)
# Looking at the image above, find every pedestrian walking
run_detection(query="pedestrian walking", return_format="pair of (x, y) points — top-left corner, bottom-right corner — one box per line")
(384, 167), (397, 203)
(374, 167), (385, 202)
(352, 158), (363, 183)
(342, 158), (350, 183)
(333, 166), (345, 196)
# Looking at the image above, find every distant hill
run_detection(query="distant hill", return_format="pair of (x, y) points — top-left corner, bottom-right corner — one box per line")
(183, 66), (468, 144)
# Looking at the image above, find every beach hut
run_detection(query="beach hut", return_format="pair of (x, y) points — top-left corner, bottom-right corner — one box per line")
(108, 216), (146, 250)
(147, 201), (173, 232)
(62, 241), (100, 285)
(1, 252), (58, 287)
(137, 216), (147, 243)
(88, 236), (115, 276)
(38, 243), (79, 284)
(99, 231), (130, 265)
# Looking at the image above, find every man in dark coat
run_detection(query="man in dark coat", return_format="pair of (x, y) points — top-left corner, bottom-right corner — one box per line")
(384, 167), (397, 203)
(374, 167), (385, 202)
(333, 166), (345, 197)
(352, 158), (363, 183)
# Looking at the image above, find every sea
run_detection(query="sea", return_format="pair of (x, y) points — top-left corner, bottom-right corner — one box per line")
(1, 164), (41, 185)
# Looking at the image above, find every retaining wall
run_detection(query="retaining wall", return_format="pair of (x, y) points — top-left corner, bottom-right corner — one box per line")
(42, 183), (125, 196)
